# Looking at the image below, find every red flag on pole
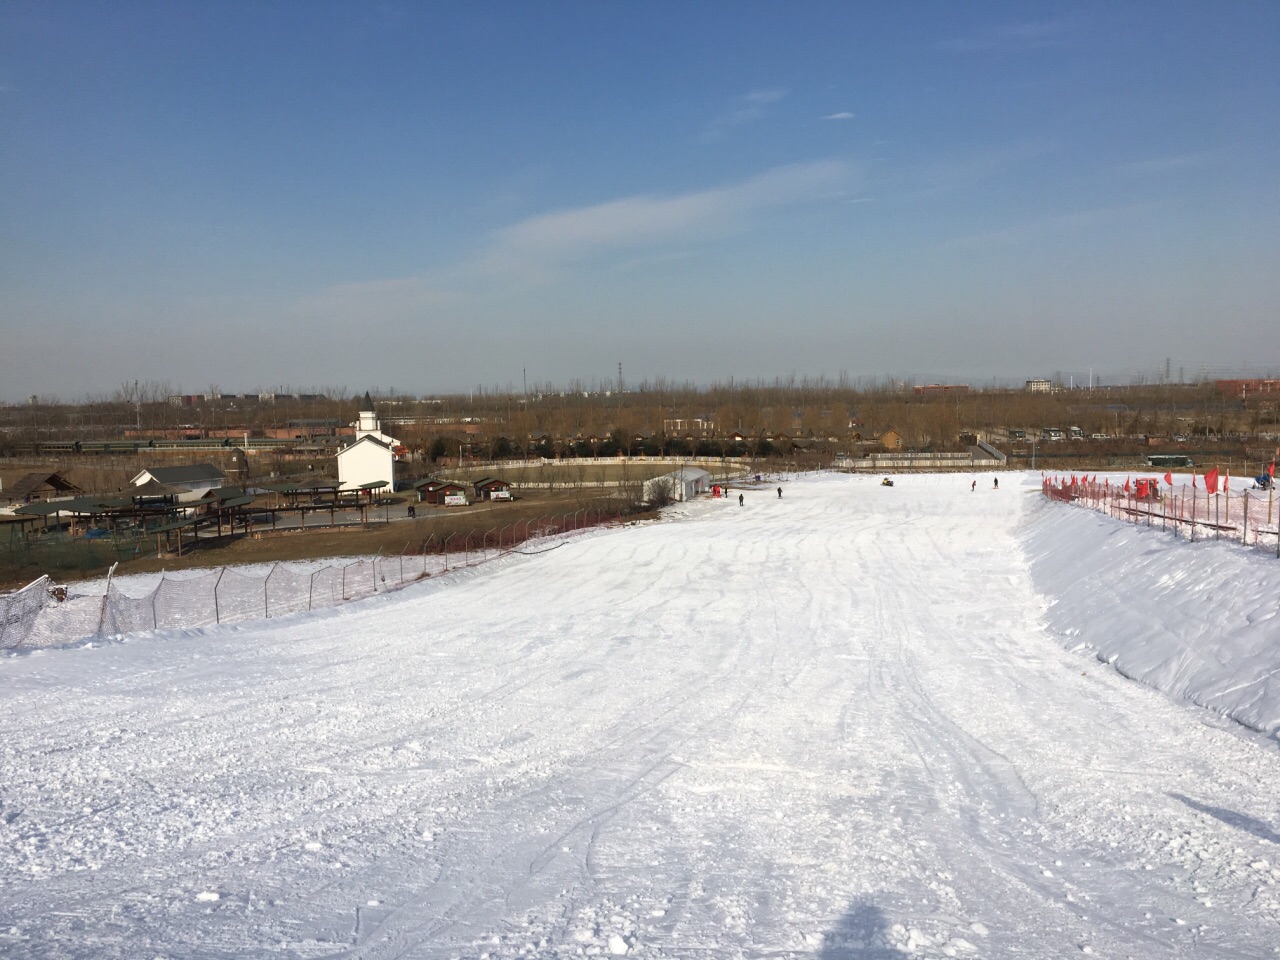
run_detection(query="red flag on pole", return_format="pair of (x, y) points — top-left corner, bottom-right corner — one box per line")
(1192, 472), (1198, 489)
(1205, 467), (1219, 494)
(1124, 477), (1131, 493)
(1164, 471), (1173, 485)
(1270, 461), (1276, 478)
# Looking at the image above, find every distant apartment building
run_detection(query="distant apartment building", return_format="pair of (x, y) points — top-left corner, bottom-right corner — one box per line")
(1025, 379), (1054, 393)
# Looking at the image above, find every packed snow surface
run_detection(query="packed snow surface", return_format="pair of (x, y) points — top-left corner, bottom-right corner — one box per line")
(3, 472), (1280, 958)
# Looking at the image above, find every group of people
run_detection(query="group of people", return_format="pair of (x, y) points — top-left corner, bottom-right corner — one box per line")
(720, 486), (784, 506)
(970, 477), (999, 491)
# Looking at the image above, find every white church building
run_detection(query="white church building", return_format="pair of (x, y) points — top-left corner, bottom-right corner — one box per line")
(336, 393), (402, 493)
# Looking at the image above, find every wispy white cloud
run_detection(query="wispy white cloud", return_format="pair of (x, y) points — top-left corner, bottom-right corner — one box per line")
(477, 160), (848, 279)
(1117, 152), (1213, 176)
(888, 138), (1057, 200)
(937, 19), (1074, 53)
(821, 112), (855, 121)
(701, 88), (788, 142)
(943, 202), (1158, 250)
(296, 160), (852, 313)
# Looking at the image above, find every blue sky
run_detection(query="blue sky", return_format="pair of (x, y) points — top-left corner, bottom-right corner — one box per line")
(2, 1), (1277, 400)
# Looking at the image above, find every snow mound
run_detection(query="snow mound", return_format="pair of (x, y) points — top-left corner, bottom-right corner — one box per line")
(1020, 493), (1280, 737)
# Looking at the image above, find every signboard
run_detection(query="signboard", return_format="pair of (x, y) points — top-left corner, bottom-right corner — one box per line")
(490, 489), (512, 501)
(444, 493), (468, 507)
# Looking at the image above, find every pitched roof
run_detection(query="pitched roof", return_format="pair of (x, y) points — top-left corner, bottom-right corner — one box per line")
(16, 495), (131, 516)
(131, 478), (183, 499)
(338, 435), (391, 453)
(199, 486), (248, 503)
(6, 472), (83, 500)
(138, 463), (227, 485)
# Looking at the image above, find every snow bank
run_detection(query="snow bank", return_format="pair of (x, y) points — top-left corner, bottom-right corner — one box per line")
(6, 471), (1280, 957)
(1019, 488), (1280, 737)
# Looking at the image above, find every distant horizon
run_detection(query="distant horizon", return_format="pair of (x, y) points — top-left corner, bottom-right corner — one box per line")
(8, 359), (1280, 406)
(4, 3), (1278, 400)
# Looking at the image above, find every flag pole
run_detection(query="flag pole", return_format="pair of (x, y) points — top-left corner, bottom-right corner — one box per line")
(1215, 464), (1221, 540)
(1182, 478), (1192, 545)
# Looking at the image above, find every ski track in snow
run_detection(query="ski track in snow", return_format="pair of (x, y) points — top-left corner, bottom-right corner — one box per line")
(2, 473), (1279, 958)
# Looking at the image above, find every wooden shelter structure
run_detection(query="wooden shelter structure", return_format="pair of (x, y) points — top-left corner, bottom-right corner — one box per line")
(3, 472), (83, 504)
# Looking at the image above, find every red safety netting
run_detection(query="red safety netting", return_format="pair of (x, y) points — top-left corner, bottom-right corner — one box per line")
(1042, 473), (1280, 552)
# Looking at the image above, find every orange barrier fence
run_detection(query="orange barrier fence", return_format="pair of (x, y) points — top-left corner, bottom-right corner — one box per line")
(1042, 474), (1280, 556)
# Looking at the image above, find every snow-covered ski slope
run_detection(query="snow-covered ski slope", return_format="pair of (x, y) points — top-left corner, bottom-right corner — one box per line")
(3, 472), (1279, 959)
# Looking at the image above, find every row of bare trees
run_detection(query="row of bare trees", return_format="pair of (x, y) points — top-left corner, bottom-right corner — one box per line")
(3, 380), (1276, 456)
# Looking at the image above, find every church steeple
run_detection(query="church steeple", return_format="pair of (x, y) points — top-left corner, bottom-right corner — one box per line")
(354, 391), (385, 439)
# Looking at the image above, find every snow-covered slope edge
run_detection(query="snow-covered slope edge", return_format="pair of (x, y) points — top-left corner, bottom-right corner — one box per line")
(1018, 492), (1280, 738)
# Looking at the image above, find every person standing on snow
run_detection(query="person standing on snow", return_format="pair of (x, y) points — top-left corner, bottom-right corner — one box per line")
(993, 477), (999, 490)
(739, 493), (744, 506)
(971, 480), (976, 492)
(777, 487), (782, 499)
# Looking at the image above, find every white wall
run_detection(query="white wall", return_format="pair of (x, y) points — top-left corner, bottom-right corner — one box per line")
(338, 440), (394, 492)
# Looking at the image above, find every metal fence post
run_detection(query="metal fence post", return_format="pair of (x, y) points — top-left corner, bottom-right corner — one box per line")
(265, 563), (277, 617)
(97, 562), (118, 637)
(213, 568), (225, 624)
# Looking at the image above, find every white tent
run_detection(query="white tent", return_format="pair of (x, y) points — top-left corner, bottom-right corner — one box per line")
(643, 467), (711, 503)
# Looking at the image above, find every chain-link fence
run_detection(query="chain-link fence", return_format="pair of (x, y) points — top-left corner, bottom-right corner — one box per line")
(1, 506), (625, 652)
(1042, 475), (1280, 555)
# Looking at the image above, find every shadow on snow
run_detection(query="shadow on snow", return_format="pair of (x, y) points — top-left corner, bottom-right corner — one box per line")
(1170, 792), (1280, 844)
(819, 901), (906, 959)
